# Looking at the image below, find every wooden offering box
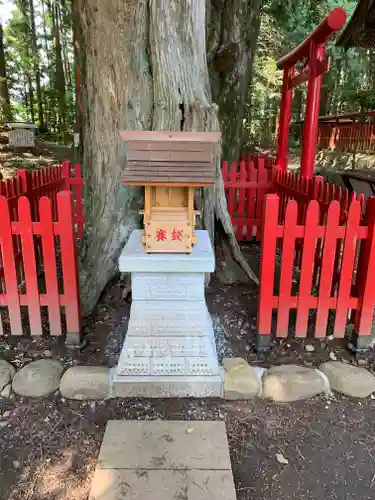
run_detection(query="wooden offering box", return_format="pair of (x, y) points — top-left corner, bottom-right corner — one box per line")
(120, 131), (221, 253)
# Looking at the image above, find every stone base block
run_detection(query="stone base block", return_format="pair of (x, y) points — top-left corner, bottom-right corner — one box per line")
(111, 370), (223, 398)
(114, 230), (222, 398)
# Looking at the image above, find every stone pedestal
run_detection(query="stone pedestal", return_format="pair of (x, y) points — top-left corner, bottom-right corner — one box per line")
(112, 230), (223, 398)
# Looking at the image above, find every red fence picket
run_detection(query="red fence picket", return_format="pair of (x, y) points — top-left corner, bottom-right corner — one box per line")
(222, 154), (276, 240)
(0, 192), (80, 337)
(0, 162), (84, 239)
(258, 194), (375, 341)
(0, 163), (85, 283)
(317, 114), (375, 154)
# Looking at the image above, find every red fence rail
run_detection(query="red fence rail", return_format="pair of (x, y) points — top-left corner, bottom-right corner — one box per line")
(258, 194), (375, 343)
(0, 192), (81, 337)
(0, 161), (84, 239)
(318, 120), (375, 153)
(222, 154), (276, 240)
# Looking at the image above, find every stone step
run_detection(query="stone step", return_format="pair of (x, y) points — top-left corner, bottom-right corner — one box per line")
(89, 420), (237, 500)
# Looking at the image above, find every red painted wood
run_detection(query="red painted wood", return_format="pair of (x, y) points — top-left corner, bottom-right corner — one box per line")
(295, 200), (320, 337)
(334, 200), (361, 337)
(256, 157), (268, 232)
(0, 196), (23, 335)
(257, 194), (279, 337)
(222, 154), (275, 242)
(237, 160), (247, 240)
(39, 197), (62, 336)
(276, 66), (294, 171)
(315, 201), (340, 337)
(247, 158), (257, 238)
(227, 162), (237, 229)
(74, 164), (84, 239)
(276, 200), (298, 337)
(354, 198), (375, 335)
(57, 192), (81, 335)
(18, 197), (43, 335)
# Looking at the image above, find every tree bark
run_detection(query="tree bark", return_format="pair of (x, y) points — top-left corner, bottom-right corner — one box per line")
(52, 2), (67, 138)
(206, 0), (262, 163)
(77, 0), (260, 316)
(29, 0), (44, 128)
(0, 23), (12, 122)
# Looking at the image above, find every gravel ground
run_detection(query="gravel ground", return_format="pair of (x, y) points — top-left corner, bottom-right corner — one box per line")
(1, 243), (375, 499)
(1, 394), (375, 500)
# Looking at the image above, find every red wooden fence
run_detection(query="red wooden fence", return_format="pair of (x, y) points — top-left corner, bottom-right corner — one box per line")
(0, 192), (81, 337)
(222, 154), (276, 240)
(318, 119), (375, 153)
(258, 194), (375, 342)
(0, 161), (85, 239)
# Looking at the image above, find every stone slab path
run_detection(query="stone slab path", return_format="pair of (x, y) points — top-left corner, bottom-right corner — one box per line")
(89, 420), (237, 500)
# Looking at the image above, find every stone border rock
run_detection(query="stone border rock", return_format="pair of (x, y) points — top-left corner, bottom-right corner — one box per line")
(222, 358), (375, 402)
(2, 357), (375, 402)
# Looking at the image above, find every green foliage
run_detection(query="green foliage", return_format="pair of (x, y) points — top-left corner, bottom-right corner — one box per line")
(248, 0), (371, 149)
(2, 0), (74, 143)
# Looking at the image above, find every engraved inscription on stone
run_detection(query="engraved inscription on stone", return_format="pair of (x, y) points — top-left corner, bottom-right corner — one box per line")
(132, 273), (204, 301)
(8, 129), (35, 148)
(118, 358), (151, 376)
(130, 301), (209, 316)
(151, 358), (185, 376)
(186, 357), (219, 376)
(123, 337), (211, 358)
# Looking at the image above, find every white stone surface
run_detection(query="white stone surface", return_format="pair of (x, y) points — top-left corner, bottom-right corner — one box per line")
(126, 301), (212, 337)
(112, 373), (223, 398)
(113, 230), (222, 398)
(12, 360), (63, 397)
(89, 420), (236, 500)
(60, 366), (111, 400)
(319, 361), (375, 398)
(132, 273), (204, 301)
(119, 230), (215, 273)
(97, 420), (231, 470)
(0, 360), (16, 392)
(89, 469), (236, 500)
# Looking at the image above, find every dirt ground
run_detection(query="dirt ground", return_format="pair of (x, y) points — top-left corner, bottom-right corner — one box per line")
(1, 246), (375, 500)
(0, 131), (74, 179)
(1, 141), (375, 499)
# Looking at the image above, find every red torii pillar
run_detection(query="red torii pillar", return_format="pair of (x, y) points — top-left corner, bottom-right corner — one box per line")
(276, 7), (346, 179)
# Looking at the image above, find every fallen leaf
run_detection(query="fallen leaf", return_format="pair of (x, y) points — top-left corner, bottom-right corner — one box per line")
(276, 453), (288, 465)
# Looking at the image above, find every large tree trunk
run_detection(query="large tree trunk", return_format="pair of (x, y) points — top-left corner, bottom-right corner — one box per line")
(0, 23), (12, 122)
(52, 2), (67, 138)
(206, 0), (262, 162)
(77, 0), (260, 316)
(29, 0), (44, 129)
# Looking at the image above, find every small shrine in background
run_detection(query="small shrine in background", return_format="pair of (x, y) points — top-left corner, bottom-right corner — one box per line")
(6, 122), (37, 149)
(120, 130), (220, 253)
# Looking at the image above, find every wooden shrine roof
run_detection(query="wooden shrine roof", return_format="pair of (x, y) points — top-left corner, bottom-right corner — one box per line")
(336, 0), (375, 49)
(119, 131), (221, 186)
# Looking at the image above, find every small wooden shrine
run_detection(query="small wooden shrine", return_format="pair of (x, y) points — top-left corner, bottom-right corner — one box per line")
(120, 131), (221, 253)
